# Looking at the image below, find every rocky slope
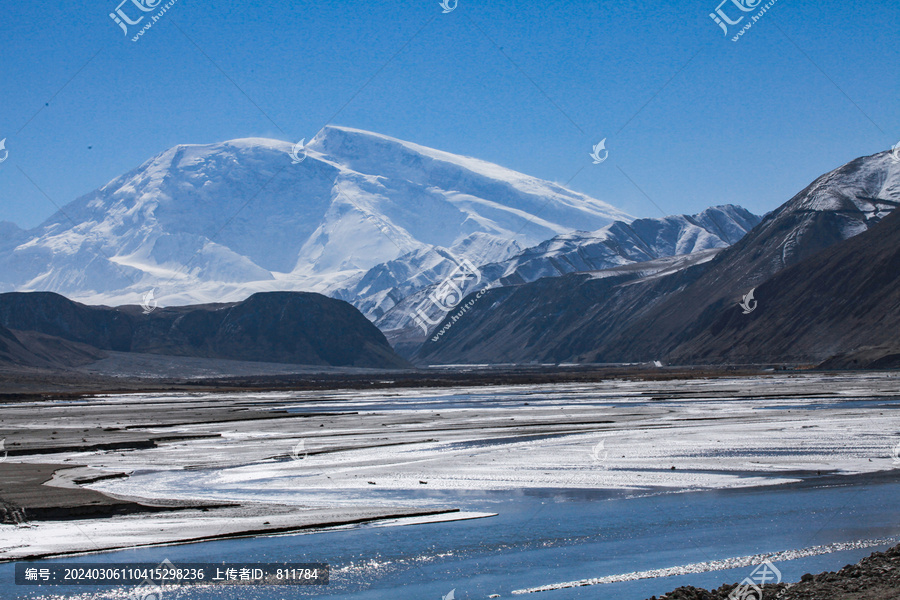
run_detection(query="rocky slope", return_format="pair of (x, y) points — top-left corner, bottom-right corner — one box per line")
(378, 205), (759, 345)
(659, 205), (900, 365)
(0, 322), (104, 370)
(415, 150), (899, 366)
(0, 291), (407, 369)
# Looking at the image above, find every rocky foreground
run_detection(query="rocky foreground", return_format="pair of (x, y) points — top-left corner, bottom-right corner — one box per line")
(650, 543), (900, 600)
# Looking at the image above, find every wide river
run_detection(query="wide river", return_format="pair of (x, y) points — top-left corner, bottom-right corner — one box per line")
(2, 373), (899, 599)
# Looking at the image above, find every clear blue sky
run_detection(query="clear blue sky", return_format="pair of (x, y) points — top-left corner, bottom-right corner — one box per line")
(1, 0), (898, 228)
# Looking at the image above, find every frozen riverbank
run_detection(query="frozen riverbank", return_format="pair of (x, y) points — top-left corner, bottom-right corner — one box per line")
(1, 372), (899, 562)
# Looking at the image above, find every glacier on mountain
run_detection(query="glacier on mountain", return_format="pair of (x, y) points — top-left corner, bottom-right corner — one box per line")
(0, 126), (630, 310)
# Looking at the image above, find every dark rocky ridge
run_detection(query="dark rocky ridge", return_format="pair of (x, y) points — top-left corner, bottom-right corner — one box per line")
(379, 205), (760, 354)
(0, 323), (33, 365)
(416, 151), (900, 367)
(593, 151), (899, 366)
(0, 291), (408, 369)
(660, 206), (900, 365)
(415, 254), (711, 365)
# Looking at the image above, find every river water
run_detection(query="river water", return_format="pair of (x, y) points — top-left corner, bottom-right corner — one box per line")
(4, 476), (899, 600)
(3, 376), (900, 599)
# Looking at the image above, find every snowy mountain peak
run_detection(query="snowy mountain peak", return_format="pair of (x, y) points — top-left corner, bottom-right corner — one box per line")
(792, 150), (900, 215)
(0, 128), (631, 308)
(308, 125), (632, 228)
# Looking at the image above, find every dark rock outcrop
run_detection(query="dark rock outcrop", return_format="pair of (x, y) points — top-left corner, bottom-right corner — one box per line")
(0, 321), (105, 369)
(648, 543), (900, 600)
(0, 291), (409, 369)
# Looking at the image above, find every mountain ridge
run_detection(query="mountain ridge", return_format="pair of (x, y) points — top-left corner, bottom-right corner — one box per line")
(0, 127), (630, 310)
(414, 150), (899, 366)
(377, 204), (760, 342)
(0, 291), (408, 369)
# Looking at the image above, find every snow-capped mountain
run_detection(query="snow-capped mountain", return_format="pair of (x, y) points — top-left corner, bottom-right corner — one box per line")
(376, 205), (761, 334)
(331, 232), (523, 321)
(412, 150), (900, 366)
(479, 204), (760, 285)
(0, 126), (631, 307)
(725, 151), (899, 284)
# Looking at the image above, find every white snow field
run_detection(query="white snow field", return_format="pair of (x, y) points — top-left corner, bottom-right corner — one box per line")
(0, 126), (630, 312)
